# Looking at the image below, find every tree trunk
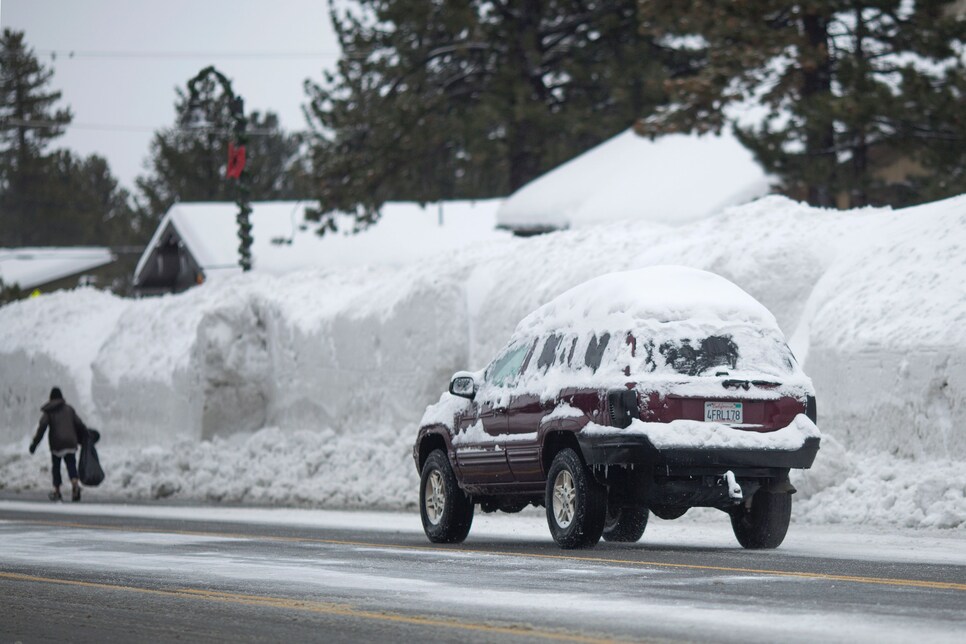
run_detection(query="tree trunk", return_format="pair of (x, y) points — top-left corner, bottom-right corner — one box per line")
(801, 11), (836, 208)
(13, 70), (29, 246)
(504, 0), (546, 192)
(849, 5), (869, 208)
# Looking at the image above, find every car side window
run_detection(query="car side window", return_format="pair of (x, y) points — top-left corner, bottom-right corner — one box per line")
(487, 342), (532, 387)
(584, 333), (611, 372)
(537, 334), (562, 371)
(566, 336), (578, 366)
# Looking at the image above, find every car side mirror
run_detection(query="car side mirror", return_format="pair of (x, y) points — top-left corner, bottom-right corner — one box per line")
(449, 373), (477, 400)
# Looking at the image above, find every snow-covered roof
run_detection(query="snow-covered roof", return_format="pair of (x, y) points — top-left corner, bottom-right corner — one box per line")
(134, 199), (508, 281)
(513, 265), (779, 337)
(496, 129), (770, 231)
(0, 247), (114, 289)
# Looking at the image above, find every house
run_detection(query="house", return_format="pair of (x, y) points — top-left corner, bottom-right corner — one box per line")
(0, 247), (115, 293)
(496, 129), (771, 234)
(133, 199), (507, 294)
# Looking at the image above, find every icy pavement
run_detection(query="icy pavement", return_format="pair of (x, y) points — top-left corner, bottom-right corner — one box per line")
(1, 501), (964, 644)
(2, 500), (964, 566)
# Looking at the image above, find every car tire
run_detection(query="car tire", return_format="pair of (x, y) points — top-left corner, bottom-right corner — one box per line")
(602, 505), (648, 542)
(545, 448), (607, 549)
(730, 488), (792, 549)
(420, 450), (474, 543)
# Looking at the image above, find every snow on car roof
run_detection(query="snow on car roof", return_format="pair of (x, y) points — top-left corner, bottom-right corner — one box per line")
(513, 265), (779, 338)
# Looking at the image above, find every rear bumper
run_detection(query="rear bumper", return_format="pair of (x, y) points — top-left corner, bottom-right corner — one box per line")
(576, 433), (820, 471)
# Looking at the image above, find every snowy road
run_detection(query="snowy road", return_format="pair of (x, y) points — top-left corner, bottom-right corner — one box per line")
(1, 501), (964, 643)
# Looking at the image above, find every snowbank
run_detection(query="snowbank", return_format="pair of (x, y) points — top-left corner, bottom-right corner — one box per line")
(0, 426), (414, 509)
(1, 193), (965, 529)
(0, 288), (128, 426)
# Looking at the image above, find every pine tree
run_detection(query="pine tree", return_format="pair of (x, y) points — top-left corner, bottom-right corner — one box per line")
(46, 151), (143, 246)
(1, 29), (140, 248)
(0, 28), (72, 245)
(0, 30), (71, 166)
(136, 79), (304, 222)
(304, 0), (691, 231)
(637, 0), (966, 208)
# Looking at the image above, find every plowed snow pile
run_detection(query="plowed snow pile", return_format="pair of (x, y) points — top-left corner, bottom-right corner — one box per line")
(1, 194), (964, 528)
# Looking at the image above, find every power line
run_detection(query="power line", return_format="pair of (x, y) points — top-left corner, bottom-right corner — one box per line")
(1, 118), (313, 136)
(2, 118), (151, 133)
(29, 49), (344, 61)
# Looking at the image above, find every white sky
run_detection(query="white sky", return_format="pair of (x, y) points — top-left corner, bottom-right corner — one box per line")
(0, 0), (339, 191)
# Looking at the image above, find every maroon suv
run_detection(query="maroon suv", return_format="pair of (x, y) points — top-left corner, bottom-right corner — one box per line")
(413, 266), (820, 549)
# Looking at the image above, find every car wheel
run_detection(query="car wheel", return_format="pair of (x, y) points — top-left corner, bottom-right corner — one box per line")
(420, 450), (474, 543)
(730, 488), (792, 549)
(545, 448), (606, 549)
(602, 505), (648, 542)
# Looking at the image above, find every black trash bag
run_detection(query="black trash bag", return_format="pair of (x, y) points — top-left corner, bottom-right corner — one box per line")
(79, 428), (105, 487)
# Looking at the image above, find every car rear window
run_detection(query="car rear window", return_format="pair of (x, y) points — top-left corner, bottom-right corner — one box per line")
(649, 328), (795, 377)
(574, 327), (796, 379)
(658, 335), (739, 376)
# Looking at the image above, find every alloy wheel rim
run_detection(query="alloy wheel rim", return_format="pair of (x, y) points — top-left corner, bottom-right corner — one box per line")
(425, 470), (445, 525)
(552, 470), (576, 528)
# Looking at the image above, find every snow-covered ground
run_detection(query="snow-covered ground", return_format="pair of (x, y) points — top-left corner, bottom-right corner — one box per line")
(1, 193), (965, 530)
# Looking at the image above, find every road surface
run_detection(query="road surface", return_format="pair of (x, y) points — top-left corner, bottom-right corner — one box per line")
(1, 500), (964, 643)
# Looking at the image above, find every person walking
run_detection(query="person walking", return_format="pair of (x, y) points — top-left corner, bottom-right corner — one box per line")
(29, 387), (88, 502)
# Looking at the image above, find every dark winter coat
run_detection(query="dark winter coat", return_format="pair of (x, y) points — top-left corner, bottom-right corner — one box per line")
(30, 398), (87, 453)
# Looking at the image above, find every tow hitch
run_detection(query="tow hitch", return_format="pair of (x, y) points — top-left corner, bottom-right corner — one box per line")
(723, 470), (743, 501)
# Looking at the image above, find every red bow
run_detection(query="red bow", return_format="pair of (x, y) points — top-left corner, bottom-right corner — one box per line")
(226, 141), (247, 179)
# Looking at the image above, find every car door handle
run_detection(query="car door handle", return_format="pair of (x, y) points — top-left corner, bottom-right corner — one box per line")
(493, 407), (507, 414)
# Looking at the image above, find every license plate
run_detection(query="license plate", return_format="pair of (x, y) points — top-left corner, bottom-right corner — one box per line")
(705, 401), (743, 424)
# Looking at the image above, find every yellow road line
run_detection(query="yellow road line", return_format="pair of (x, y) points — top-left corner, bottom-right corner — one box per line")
(0, 571), (625, 644)
(10, 517), (966, 592)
